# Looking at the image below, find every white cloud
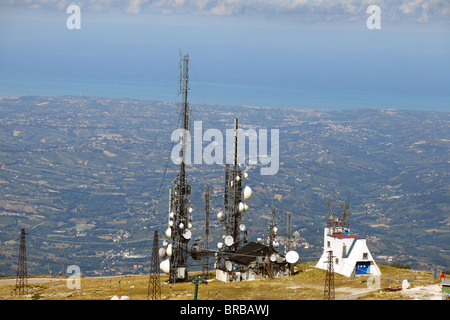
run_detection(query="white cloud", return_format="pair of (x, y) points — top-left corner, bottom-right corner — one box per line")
(3, 0), (450, 23)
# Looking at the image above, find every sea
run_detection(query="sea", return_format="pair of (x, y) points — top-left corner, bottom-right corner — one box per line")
(0, 74), (448, 112)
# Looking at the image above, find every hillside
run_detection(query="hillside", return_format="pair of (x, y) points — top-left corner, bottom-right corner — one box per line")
(0, 263), (443, 300)
(0, 95), (448, 276)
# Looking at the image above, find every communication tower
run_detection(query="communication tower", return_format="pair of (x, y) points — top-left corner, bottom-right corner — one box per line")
(15, 228), (28, 296)
(163, 52), (193, 283)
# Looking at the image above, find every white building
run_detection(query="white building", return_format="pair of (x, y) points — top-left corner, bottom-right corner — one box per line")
(316, 227), (381, 277)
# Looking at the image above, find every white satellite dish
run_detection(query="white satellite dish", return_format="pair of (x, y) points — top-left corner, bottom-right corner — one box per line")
(270, 253), (277, 262)
(217, 242), (223, 249)
(160, 259), (170, 274)
(183, 229), (192, 240)
(238, 202), (245, 213)
(239, 224), (246, 231)
(158, 248), (166, 259)
(217, 211), (226, 222)
(165, 227), (172, 238)
(224, 235), (234, 246)
(169, 220), (173, 227)
(169, 211), (174, 219)
(286, 251), (299, 264)
(243, 186), (252, 202)
(166, 244), (173, 257)
(225, 261), (233, 272)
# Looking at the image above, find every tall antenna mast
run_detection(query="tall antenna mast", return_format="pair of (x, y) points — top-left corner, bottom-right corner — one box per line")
(284, 211), (292, 254)
(167, 51), (193, 283)
(15, 228), (28, 296)
(202, 184), (210, 279)
(223, 118), (245, 252)
(268, 205), (278, 250)
(147, 230), (161, 300)
(323, 250), (335, 300)
(216, 118), (252, 274)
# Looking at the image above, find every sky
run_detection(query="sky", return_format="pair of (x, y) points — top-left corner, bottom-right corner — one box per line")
(0, 0), (449, 110)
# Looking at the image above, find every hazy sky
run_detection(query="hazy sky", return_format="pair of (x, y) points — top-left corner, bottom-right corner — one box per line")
(0, 0), (449, 110)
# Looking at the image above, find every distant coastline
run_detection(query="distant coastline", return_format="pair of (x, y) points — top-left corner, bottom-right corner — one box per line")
(0, 76), (448, 112)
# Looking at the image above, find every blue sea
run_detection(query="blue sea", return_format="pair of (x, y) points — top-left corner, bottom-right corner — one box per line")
(0, 74), (448, 112)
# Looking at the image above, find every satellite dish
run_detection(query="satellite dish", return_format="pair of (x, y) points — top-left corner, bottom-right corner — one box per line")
(188, 207), (193, 214)
(238, 202), (245, 213)
(286, 251), (299, 264)
(160, 259), (170, 274)
(179, 223), (184, 229)
(165, 227), (172, 238)
(224, 235), (234, 246)
(183, 229), (192, 240)
(217, 211), (226, 222)
(243, 186), (252, 202)
(217, 242), (223, 249)
(243, 203), (249, 212)
(169, 220), (173, 227)
(169, 211), (174, 219)
(166, 244), (173, 257)
(270, 253), (277, 262)
(162, 240), (168, 247)
(243, 172), (248, 179)
(225, 261), (233, 271)
(239, 224), (246, 231)
(159, 248), (166, 259)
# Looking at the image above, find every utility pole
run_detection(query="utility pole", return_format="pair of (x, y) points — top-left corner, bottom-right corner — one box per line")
(15, 228), (28, 296)
(323, 250), (335, 300)
(147, 230), (161, 300)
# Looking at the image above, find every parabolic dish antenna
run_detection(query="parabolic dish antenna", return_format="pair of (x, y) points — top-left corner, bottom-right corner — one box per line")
(225, 261), (233, 271)
(270, 253), (277, 262)
(286, 251), (299, 264)
(224, 235), (234, 246)
(239, 224), (246, 231)
(183, 229), (192, 240)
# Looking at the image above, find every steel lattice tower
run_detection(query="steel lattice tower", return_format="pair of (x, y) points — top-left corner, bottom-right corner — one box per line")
(284, 211), (292, 254)
(202, 184), (210, 279)
(323, 250), (335, 300)
(15, 228), (28, 296)
(168, 51), (193, 283)
(222, 119), (246, 253)
(147, 230), (161, 300)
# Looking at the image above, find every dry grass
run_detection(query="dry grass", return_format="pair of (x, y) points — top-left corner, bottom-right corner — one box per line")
(0, 263), (440, 300)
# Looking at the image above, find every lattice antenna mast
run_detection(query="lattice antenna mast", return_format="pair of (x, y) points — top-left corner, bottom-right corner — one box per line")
(268, 205), (278, 250)
(284, 211), (292, 254)
(15, 228), (28, 296)
(223, 118), (245, 253)
(168, 51), (193, 283)
(147, 231), (161, 300)
(323, 250), (335, 300)
(202, 184), (210, 279)
(339, 193), (351, 229)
